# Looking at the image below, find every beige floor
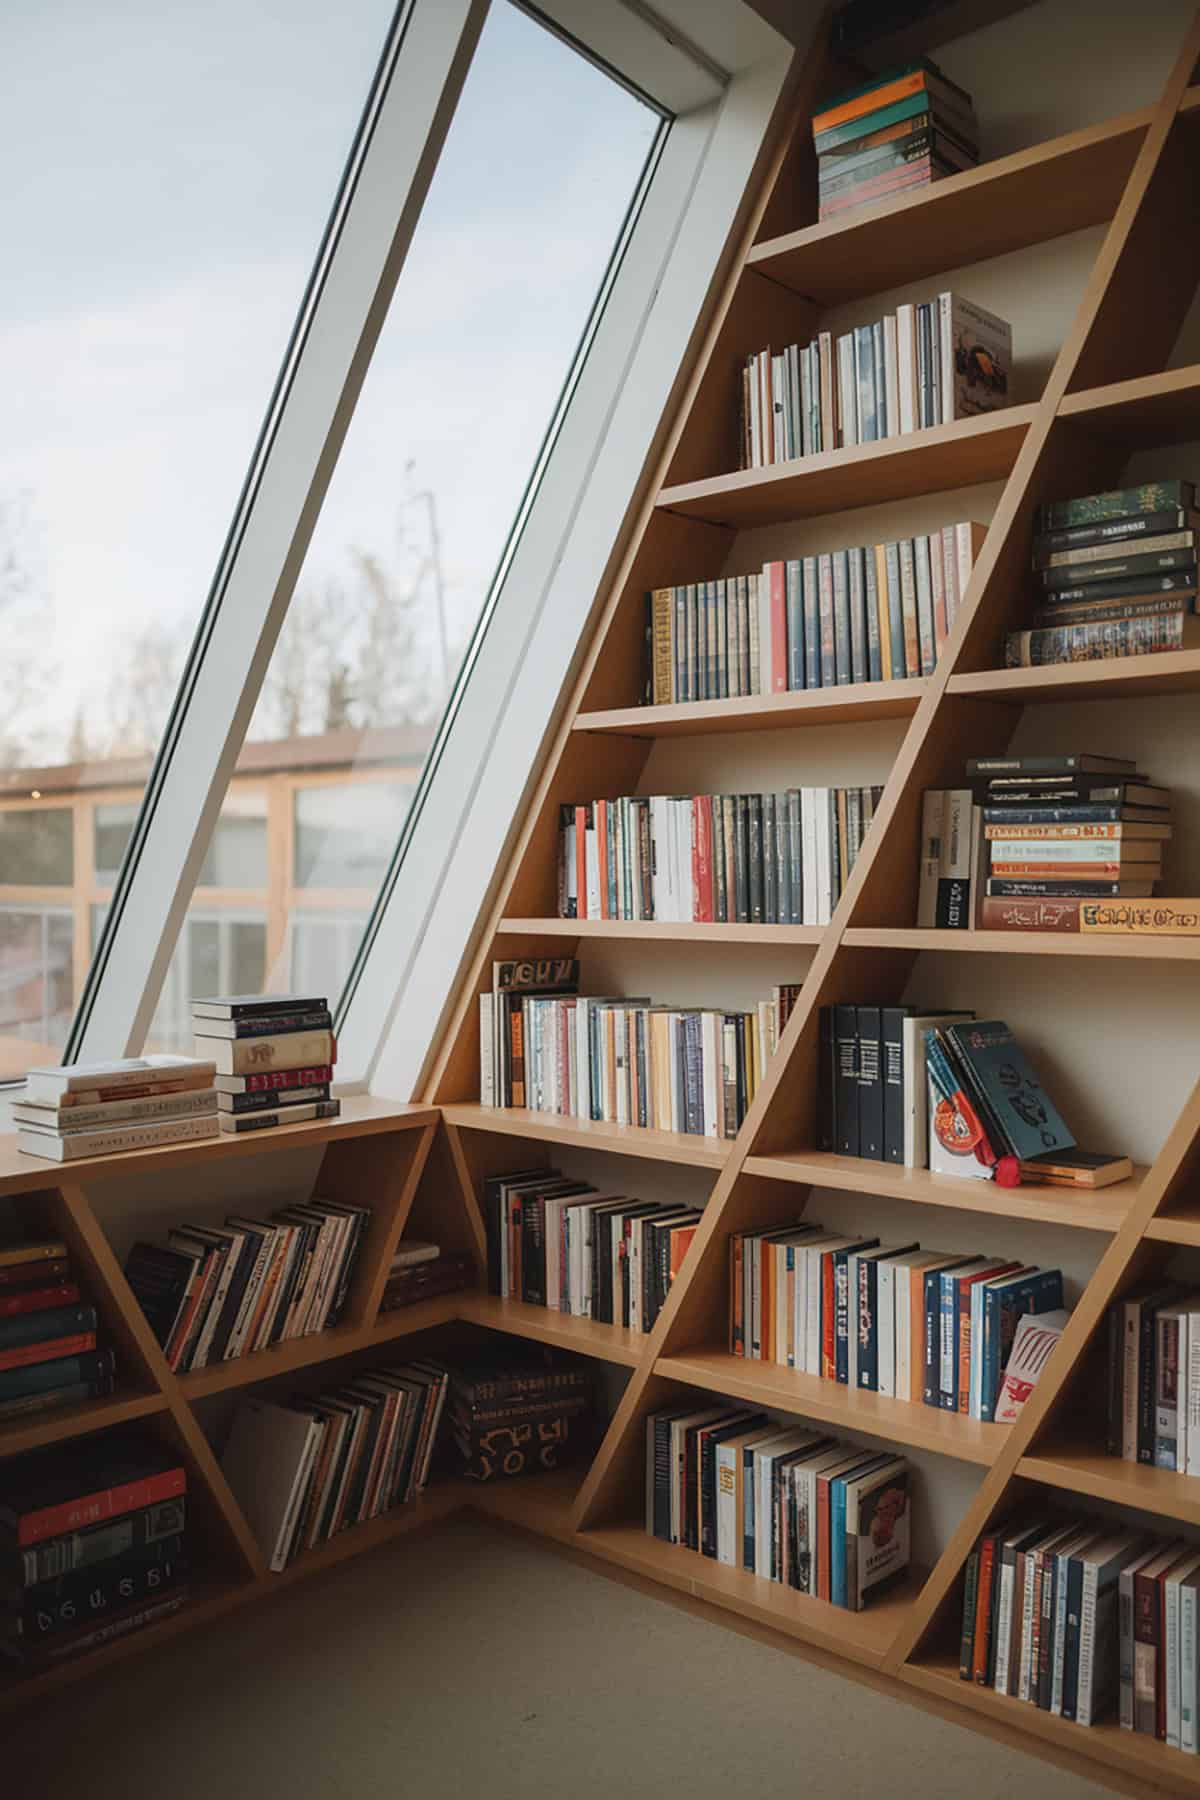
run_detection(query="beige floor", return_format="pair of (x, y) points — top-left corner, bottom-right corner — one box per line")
(7, 1514), (1112, 1799)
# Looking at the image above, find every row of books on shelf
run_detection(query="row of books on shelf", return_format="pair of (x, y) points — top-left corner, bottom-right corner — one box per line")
(1107, 1282), (1200, 1474)
(812, 57), (979, 221)
(919, 751), (1175, 935)
(0, 1236), (114, 1422)
(1007, 481), (1200, 668)
(645, 1402), (910, 1611)
(483, 1167), (699, 1332)
(642, 526), (983, 705)
(740, 293), (1009, 469)
(960, 1514), (1200, 1749)
(220, 1361), (449, 1571)
(124, 1194), (369, 1373)
(558, 787), (881, 926)
(479, 957), (796, 1137)
(1, 1432), (188, 1668)
(730, 1218), (1067, 1423)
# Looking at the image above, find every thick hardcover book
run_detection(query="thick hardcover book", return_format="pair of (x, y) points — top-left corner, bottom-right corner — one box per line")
(1041, 545), (1196, 592)
(0, 1434), (185, 1548)
(16, 1539), (187, 1639)
(1039, 481), (1195, 530)
(942, 1020), (1075, 1161)
(193, 1008), (332, 1040)
(855, 1006), (884, 1160)
(1034, 507), (1194, 557)
(0, 1349), (116, 1409)
(0, 1303), (97, 1353)
(848, 547), (869, 682)
(834, 1005), (860, 1156)
(881, 1005), (912, 1165)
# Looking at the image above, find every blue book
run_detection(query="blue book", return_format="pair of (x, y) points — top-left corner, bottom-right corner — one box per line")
(835, 1239), (878, 1384)
(742, 1443), (756, 1571)
(943, 1020), (1076, 1161)
(831, 1455), (889, 1606)
(0, 1303), (97, 1351)
(980, 1268), (1065, 1421)
(0, 1348), (114, 1403)
(938, 1267), (959, 1411)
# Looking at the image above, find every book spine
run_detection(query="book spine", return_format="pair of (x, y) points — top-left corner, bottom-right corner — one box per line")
(9, 1466), (187, 1549)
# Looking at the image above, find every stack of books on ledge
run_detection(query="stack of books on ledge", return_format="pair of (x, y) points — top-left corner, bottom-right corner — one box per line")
(378, 1242), (473, 1314)
(959, 1513), (1200, 1744)
(123, 1194), (370, 1372)
(479, 957), (790, 1136)
(813, 59), (979, 222)
(1, 1432), (187, 1670)
(918, 752), (1181, 935)
(191, 994), (339, 1133)
(645, 1401), (911, 1610)
(559, 786), (881, 926)
(443, 1347), (593, 1482)
(642, 524), (985, 701)
(0, 1235), (113, 1423)
(14, 1055), (218, 1162)
(220, 1361), (448, 1570)
(1007, 480), (1200, 667)
(730, 1217), (1066, 1423)
(483, 1167), (701, 1331)
(740, 293), (1010, 467)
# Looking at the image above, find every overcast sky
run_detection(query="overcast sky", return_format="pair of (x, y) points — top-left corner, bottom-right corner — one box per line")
(1, 0), (657, 761)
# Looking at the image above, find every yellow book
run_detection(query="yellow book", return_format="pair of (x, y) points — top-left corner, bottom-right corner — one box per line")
(1080, 900), (1200, 935)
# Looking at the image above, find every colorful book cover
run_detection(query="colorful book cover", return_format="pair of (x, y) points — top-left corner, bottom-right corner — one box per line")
(943, 1020), (1076, 1161)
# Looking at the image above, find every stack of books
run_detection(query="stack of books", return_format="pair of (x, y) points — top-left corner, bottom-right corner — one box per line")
(14, 1055), (218, 1162)
(740, 293), (1010, 467)
(645, 1402), (911, 1610)
(0, 1235), (113, 1423)
(558, 787), (881, 926)
(1106, 1283), (1200, 1474)
(729, 1218), (1067, 1423)
(642, 525), (984, 702)
(959, 1514), (1199, 1744)
(221, 1362), (448, 1571)
(443, 1348), (592, 1482)
(1007, 480), (1200, 667)
(378, 1242), (473, 1313)
(919, 754), (1174, 935)
(483, 1168), (701, 1331)
(123, 1195), (370, 1372)
(191, 995), (339, 1133)
(479, 958), (790, 1135)
(1, 1432), (187, 1670)
(813, 59), (979, 222)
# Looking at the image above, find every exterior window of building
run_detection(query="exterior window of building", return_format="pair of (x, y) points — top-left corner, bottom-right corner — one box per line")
(0, 907), (74, 1072)
(292, 782), (411, 891)
(0, 809), (74, 887)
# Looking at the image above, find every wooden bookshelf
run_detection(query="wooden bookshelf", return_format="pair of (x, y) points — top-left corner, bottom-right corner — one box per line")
(843, 927), (1200, 960)
(498, 917), (826, 945)
(442, 1102), (732, 1170)
(573, 678), (926, 737)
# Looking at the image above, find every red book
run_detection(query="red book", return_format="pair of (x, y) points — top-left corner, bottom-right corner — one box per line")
(240, 1065), (333, 1094)
(972, 1527), (1000, 1683)
(596, 803), (610, 919)
(979, 897), (1083, 933)
(13, 1466), (187, 1548)
(574, 804), (589, 920)
(0, 1282), (80, 1318)
(0, 1332), (95, 1374)
(693, 797), (714, 922)
(820, 1250), (838, 1381)
(768, 561), (788, 694)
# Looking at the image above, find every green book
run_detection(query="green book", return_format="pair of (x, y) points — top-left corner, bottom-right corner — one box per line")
(1039, 481), (1195, 530)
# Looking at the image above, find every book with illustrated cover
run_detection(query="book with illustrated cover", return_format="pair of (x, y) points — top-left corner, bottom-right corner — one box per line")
(942, 1020), (1075, 1162)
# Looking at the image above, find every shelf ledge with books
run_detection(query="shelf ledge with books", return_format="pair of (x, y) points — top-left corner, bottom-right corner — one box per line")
(177, 1294), (468, 1398)
(457, 1294), (649, 1369)
(498, 918), (826, 947)
(655, 1348), (1001, 1467)
(1017, 1444), (1200, 1529)
(948, 648), (1200, 706)
(741, 1150), (1139, 1234)
(573, 1519), (926, 1671)
(842, 927), (1200, 961)
(572, 680), (928, 738)
(442, 1103), (732, 1171)
(901, 1659), (1200, 1796)
(0, 1387), (168, 1461)
(748, 107), (1149, 307)
(656, 406), (1036, 531)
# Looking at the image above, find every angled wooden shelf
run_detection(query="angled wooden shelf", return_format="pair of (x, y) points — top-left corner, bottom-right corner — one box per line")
(843, 927), (1200, 961)
(1019, 1443), (1200, 1526)
(655, 406), (1036, 530)
(178, 1294), (464, 1398)
(656, 1347), (1001, 1466)
(572, 680), (927, 737)
(457, 1294), (647, 1368)
(442, 1103), (731, 1171)
(948, 649), (1200, 705)
(741, 1149), (1138, 1233)
(904, 1657), (1200, 1795)
(1146, 1206), (1200, 1246)
(747, 107), (1148, 306)
(0, 1387), (167, 1461)
(499, 917), (825, 946)
(1061, 361), (1200, 442)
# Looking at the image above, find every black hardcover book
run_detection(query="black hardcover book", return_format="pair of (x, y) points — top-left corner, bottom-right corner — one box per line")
(122, 1243), (197, 1350)
(786, 790), (803, 926)
(700, 1414), (764, 1559)
(960, 1548), (980, 1677)
(834, 1004), (860, 1157)
(651, 1411), (681, 1540)
(18, 1540), (187, 1640)
(206, 1008), (332, 1040)
(0, 1303), (96, 1353)
(192, 994), (326, 1021)
(1040, 545), (1196, 592)
(818, 553), (837, 688)
(1105, 1299), (1123, 1458)
(327, 1203), (371, 1327)
(1033, 507), (1193, 558)
(748, 795), (765, 925)
(1041, 568), (1196, 607)
(987, 879), (1142, 898)
(761, 794), (777, 926)
(818, 1006), (836, 1153)
(982, 803), (1164, 825)
(848, 547), (868, 685)
(19, 1496), (187, 1586)
(521, 1193), (547, 1308)
(1137, 1286), (1184, 1463)
(855, 1005), (884, 1160)
(881, 1005), (913, 1164)
(733, 796), (750, 924)
(802, 555), (820, 689)
(884, 540), (906, 679)
(713, 795), (728, 924)
(0, 1434), (183, 1536)
(832, 551), (853, 685)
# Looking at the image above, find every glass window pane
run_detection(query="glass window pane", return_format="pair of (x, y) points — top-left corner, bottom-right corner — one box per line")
(93, 803), (138, 884)
(0, 810), (73, 886)
(168, 2), (659, 1054)
(0, 907), (74, 1073)
(0, 0), (394, 1074)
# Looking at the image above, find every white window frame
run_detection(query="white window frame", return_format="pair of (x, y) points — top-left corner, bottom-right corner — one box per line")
(55, 0), (813, 1094)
